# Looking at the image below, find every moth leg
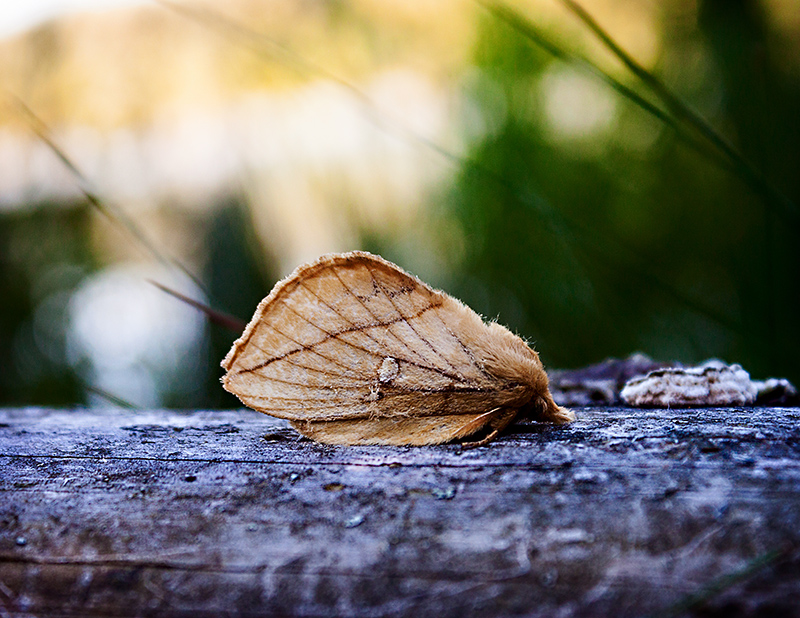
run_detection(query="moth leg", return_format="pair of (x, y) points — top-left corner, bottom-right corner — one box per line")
(460, 408), (519, 448)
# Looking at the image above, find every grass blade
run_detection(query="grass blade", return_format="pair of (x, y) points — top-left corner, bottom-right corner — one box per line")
(650, 545), (795, 618)
(557, 0), (798, 221)
(149, 280), (247, 333)
(6, 92), (209, 293)
(83, 384), (138, 409)
(481, 1), (734, 173)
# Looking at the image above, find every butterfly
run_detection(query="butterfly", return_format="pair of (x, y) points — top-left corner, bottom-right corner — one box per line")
(221, 251), (574, 445)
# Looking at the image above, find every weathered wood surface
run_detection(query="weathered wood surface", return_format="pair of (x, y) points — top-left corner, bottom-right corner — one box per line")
(0, 406), (799, 617)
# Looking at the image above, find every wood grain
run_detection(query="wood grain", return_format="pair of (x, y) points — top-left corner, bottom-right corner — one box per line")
(1, 406), (799, 617)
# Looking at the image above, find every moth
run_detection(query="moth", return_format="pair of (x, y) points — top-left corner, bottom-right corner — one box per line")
(221, 251), (574, 446)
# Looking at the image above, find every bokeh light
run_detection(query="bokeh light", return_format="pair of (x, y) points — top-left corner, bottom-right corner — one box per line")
(1, 0), (799, 408)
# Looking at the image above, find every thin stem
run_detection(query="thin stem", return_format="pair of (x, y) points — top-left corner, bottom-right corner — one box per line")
(6, 93), (209, 294)
(558, 0), (798, 222)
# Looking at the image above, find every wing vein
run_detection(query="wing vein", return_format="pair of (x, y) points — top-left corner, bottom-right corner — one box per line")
(245, 339), (361, 380)
(250, 367), (367, 388)
(247, 388), (486, 405)
(297, 279), (439, 371)
(239, 306), (464, 382)
(330, 264), (437, 371)
(430, 308), (494, 382)
(245, 385), (484, 403)
(241, 320), (358, 377)
(278, 296), (396, 366)
(366, 264), (470, 382)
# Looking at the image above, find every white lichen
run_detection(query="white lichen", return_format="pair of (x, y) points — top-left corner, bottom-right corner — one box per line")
(620, 360), (757, 407)
(378, 357), (400, 384)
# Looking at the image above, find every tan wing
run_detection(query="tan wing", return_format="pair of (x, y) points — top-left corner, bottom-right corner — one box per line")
(289, 408), (519, 446)
(221, 251), (522, 422)
(291, 408), (518, 446)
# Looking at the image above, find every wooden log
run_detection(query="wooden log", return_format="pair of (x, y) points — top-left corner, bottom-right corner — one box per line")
(0, 406), (798, 617)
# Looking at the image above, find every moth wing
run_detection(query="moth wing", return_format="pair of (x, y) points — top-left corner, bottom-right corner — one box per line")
(289, 411), (486, 446)
(291, 408), (519, 446)
(222, 251), (517, 422)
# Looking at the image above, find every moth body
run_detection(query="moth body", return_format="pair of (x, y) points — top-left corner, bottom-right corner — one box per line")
(221, 251), (574, 445)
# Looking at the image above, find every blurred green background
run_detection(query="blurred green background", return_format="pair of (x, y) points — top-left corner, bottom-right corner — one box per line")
(1, 0), (798, 409)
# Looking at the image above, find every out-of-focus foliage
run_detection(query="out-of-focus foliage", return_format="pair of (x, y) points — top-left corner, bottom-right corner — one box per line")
(202, 197), (278, 408)
(0, 0), (472, 129)
(0, 203), (92, 404)
(440, 0), (800, 382)
(1, 0), (799, 409)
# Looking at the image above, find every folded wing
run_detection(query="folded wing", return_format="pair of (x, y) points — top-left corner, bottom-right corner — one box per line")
(221, 252), (517, 421)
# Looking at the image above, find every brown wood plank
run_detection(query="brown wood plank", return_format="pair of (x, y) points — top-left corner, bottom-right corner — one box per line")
(0, 406), (799, 617)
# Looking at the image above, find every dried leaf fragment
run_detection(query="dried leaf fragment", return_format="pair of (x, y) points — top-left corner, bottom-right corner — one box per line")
(221, 251), (573, 445)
